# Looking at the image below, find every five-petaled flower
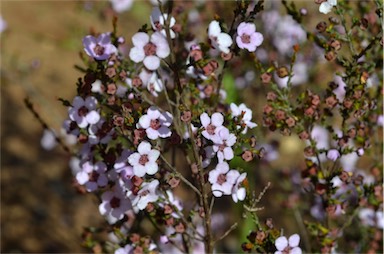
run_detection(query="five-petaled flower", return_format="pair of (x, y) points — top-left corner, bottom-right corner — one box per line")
(208, 162), (240, 197)
(150, 7), (177, 39)
(208, 20), (233, 54)
(137, 106), (173, 140)
(129, 32), (170, 70)
(232, 172), (247, 203)
(130, 179), (160, 210)
(275, 234), (302, 254)
(99, 185), (132, 220)
(319, 0), (337, 14)
(82, 33), (117, 60)
(68, 96), (100, 129)
(76, 161), (108, 192)
(128, 141), (160, 177)
(200, 112), (226, 143)
(212, 127), (237, 162)
(236, 22), (264, 52)
(230, 103), (257, 134)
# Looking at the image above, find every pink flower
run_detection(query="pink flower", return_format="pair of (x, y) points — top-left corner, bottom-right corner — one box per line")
(68, 96), (100, 129)
(129, 32), (170, 70)
(83, 33), (117, 60)
(208, 20), (233, 54)
(208, 162), (240, 197)
(275, 234), (302, 254)
(137, 106), (173, 140)
(200, 112), (225, 143)
(212, 127), (237, 162)
(236, 22), (263, 52)
(128, 141), (160, 177)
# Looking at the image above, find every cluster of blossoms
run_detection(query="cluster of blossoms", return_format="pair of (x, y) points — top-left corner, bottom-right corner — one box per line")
(52, 0), (382, 253)
(62, 3), (267, 252)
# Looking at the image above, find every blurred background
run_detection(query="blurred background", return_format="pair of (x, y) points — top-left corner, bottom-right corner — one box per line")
(0, 1), (155, 252)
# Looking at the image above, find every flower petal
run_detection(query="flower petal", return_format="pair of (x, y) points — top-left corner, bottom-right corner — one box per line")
(146, 162), (158, 175)
(144, 55), (160, 70)
(86, 111), (100, 125)
(200, 113), (210, 127)
(211, 113), (224, 126)
(275, 236), (288, 251)
(288, 234), (300, 247)
(138, 115), (151, 129)
(138, 141), (152, 154)
(129, 46), (145, 63)
(132, 32), (150, 47)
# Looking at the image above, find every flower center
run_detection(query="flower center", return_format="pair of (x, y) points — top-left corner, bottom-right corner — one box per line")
(241, 33), (251, 44)
(144, 42), (157, 56)
(89, 171), (100, 182)
(206, 124), (216, 135)
(110, 196), (121, 208)
(217, 173), (227, 185)
(139, 154), (149, 165)
(93, 44), (105, 56)
(154, 21), (163, 31)
(78, 106), (89, 117)
(139, 189), (150, 197)
(150, 119), (161, 130)
(219, 142), (226, 151)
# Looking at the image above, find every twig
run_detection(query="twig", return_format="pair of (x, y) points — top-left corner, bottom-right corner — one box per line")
(160, 154), (202, 197)
(214, 222), (238, 244)
(24, 98), (72, 154)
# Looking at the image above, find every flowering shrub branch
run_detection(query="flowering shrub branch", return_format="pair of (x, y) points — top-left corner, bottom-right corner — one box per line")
(26, 0), (382, 253)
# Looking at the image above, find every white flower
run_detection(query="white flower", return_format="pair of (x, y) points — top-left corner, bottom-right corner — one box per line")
(76, 161), (108, 192)
(208, 20), (233, 54)
(232, 172), (247, 203)
(359, 208), (384, 229)
(128, 141), (160, 177)
(68, 96), (100, 129)
(88, 118), (114, 145)
(200, 112), (225, 143)
(311, 125), (329, 150)
(130, 179), (160, 210)
(150, 7), (176, 39)
(327, 149), (340, 161)
(275, 234), (302, 254)
(40, 129), (57, 150)
(212, 127), (237, 162)
(230, 103), (257, 134)
(110, 0), (134, 13)
(138, 69), (164, 97)
(208, 162), (240, 197)
(137, 106), (173, 140)
(99, 186), (132, 220)
(319, 0), (337, 14)
(129, 32), (170, 70)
